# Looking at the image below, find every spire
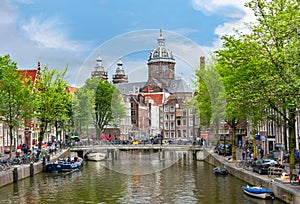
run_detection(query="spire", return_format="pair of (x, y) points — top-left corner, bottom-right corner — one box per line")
(158, 29), (165, 46)
(96, 49), (103, 68)
(117, 58), (123, 69)
(91, 49), (108, 81)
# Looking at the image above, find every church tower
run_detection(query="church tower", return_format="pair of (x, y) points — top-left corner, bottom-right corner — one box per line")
(91, 49), (108, 81)
(145, 30), (176, 92)
(112, 58), (128, 84)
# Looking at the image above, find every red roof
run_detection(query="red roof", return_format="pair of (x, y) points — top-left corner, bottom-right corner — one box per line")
(144, 93), (164, 106)
(19, 70), (39, 85)
(67, 86), (78, 94)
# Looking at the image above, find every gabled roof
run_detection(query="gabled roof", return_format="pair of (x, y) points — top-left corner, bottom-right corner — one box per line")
(67, 86), (78, 94)
(168, 78), (193, 93)
(19, 69), (39, 85)
(144, 92), (166, 106)
(114, 82), (146, 95)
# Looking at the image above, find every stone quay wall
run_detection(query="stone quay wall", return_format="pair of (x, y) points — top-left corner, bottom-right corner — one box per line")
(203, 148), (300, 204)
(0, 149), (69, 188)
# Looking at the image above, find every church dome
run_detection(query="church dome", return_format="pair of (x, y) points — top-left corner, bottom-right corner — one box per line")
(148, 30), (175, 63)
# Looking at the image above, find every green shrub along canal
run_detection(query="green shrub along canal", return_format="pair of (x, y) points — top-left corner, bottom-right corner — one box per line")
(0, 158), (285, 204)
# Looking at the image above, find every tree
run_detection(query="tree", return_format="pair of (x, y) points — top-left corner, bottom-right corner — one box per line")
(72, 77), (99, 138)
(34, 66), (70, 150)
(52, 70), (72, 143)
(215, 0), (299, 170)
(95, 79), (126, 138)
(72, 87), (95, 136)
(0, 55), (34, 157)
(194, 59), (226, 144)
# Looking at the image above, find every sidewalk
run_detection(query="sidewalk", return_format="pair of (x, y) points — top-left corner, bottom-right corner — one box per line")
(217, 147), (300, 192)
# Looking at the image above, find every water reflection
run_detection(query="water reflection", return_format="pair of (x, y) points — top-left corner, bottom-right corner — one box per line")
(0, 159), (286, 204)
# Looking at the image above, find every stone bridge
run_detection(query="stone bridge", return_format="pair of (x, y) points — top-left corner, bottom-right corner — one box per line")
(70, 145), (206, 161)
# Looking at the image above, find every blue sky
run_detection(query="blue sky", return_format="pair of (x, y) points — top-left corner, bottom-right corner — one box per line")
(0, 0), (255, 87)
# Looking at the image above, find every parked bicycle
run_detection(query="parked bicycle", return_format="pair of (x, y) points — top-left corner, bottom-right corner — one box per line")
(290, 169), (300, 185)
(236, 159), (252, 170)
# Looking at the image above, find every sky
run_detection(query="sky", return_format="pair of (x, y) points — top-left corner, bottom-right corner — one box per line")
(0, 0), (255, 87)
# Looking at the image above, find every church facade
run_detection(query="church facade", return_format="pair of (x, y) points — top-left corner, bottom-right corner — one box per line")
(91, 30), (201, 142)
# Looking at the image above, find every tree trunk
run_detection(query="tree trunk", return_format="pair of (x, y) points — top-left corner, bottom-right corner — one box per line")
(288, 110), (296, 175)
(9, 125), (13, 159)
(231, 125), (237, 160)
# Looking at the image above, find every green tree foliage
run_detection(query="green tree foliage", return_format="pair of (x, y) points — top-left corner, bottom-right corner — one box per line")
(215, 0), (299, 168)
(0, 55), (34, 157)
(194, 59), (226, 143)
(95, 79), (126, 137)
(72, 86), (95, 136)
(72, 77), (99, 138)
(73, 78), (126, 139)
(34, 66), (71, 149)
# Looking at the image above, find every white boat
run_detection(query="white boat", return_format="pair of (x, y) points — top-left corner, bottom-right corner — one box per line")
(242, 185), (275, 199)
(85, 152), (106, 161)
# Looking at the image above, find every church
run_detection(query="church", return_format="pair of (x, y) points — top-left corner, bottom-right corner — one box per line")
(91, 30), (202, 142)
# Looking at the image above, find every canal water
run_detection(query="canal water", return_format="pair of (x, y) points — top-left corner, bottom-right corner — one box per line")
(0, 157), (286, 204)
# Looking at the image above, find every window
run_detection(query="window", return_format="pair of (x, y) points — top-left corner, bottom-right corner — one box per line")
(170, 114), (174, 120)
(164, 106), (169, 112)
(131, 110), (136, 116)
(131, 119), (136, 125)
(182, 110), (187, 116)
(182, 119), (187, 126)
(177, 130), (181, 137)
(164, 122), (169, 130)
(170, 106), (175, 112)
(183, 130), (187, 137)
(177, 120), (181, 126)
(189, 118), (194, 126)
(164, 114), (169, 120)
(170, 122), (175, 130)
(189, 108), (194, 115)
(131, 102), (134, 108)
(170, 132), (175, 138)
(164, 133), (169, 138)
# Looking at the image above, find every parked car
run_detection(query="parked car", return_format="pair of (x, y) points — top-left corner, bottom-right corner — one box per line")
(215, 144), (232, 156)
(252, 159), (285, 175)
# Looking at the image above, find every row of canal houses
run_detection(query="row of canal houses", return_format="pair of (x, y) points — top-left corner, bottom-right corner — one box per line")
(1, 30), (300, 156)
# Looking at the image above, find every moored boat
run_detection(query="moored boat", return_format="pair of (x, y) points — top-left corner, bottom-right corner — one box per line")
(84, 152), (106, 161)
(213, 166), (229, 175)
(242, 185), (275, 199)
(45, 157), (83, 173)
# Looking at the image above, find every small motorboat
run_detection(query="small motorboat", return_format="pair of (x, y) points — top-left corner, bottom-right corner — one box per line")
(84, 152), (106, 161)
(213, 166), (229, 175)
(242, 185), (275, 199)
(45, 157), (83, 173)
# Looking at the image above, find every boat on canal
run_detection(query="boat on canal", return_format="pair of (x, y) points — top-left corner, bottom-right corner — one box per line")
(84, 152), (106, 161)
(45, 157), (83, 173)
(242, 185), (275, 200)
(213, 166), (229, 175)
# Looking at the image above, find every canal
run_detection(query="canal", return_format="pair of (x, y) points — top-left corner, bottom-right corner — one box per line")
(0, 157), (286, 204)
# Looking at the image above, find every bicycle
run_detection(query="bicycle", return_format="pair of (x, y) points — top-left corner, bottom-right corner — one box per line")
(236, 159), (252, 170)
(290, 169), (300, 185)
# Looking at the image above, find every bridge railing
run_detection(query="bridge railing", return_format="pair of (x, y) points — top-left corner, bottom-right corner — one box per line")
(69, 139), (205, 148)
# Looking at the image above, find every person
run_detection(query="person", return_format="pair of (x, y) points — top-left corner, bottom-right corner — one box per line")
(242, 150), (246, 160)
(295, 149), (299, 164)
(260, 148), (264, 159)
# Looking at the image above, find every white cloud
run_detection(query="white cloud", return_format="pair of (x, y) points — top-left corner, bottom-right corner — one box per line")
(22, 17), (86, 52)
(192, 0), (256, 50)
(0, 0), (17, 25)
